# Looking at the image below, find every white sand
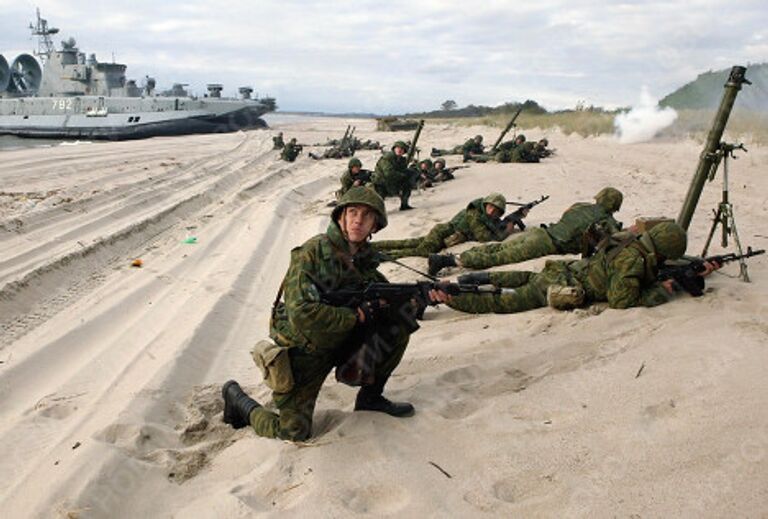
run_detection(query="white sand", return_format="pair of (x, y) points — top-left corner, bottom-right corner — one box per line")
(1, 116), (767, 517)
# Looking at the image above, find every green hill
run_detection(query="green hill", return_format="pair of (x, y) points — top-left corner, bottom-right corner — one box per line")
(660, 63), (768, 112)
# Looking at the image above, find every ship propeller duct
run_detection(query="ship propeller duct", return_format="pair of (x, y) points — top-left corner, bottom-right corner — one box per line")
(0, 55), (10, 92)
(9, 54), (42, 94)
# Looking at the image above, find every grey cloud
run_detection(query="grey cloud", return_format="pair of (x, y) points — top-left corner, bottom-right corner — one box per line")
(1, 1), (767, 113)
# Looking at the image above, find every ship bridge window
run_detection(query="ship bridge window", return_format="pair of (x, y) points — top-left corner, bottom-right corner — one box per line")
(135, 116), (141, 122)
(128, 116), (134, 122)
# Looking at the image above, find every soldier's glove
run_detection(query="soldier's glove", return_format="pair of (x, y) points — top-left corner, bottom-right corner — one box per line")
(457, 272), (492, 285)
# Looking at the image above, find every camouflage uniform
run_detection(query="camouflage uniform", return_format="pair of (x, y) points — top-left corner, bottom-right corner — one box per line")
(461, 136), (485, 161)
(372, 141), (413, 209)
(375, 194), (510, 259)
(448, 223), (686, 314)
(249, 187), (413, 441)
(415, 159), (435, 189)
(468, 135), (525, 163)
(280, 139), (303, 162)
(432, 158), (455, 182)
(431, 135), (484, 159)
(458, 188), (624, 269)
(272, 132), (285, 150)
(338, 158), (372, 197)
(509, 141), (539, 163)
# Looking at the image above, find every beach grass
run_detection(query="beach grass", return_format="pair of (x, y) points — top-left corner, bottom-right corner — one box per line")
(432, 108), (768, 144)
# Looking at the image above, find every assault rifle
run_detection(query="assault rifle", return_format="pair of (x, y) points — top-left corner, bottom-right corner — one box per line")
(501, 195), (549, 231)
(445, 165), (469, 174)
(658, 247), (764, 297)
(322, 281), (499, 386)
(321, 281), (500, 331)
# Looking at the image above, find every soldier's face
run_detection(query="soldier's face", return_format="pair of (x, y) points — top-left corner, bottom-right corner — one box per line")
(394, 146), (405, 156)
(485, 204), (503, 219)
(435, 162), (444, 170)
(342, 204), (378, 242)
(351, 166), (361, 174)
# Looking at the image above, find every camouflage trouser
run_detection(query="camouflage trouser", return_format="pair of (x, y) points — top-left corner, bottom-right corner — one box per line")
(375, 223), (456, 258)
(459, 227), (558, 269)
(374, 174), (412, 207)
(447, 261), (572, 314)
(466, 153), (496, 163)
(431, 145), (463, 157)
(249, 322), (410, 441)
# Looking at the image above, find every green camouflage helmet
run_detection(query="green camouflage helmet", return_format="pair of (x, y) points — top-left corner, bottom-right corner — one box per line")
(419, 158), (433, 167)
(594, 187), (624, 212)
(392, 140), (409, 151)
(331, 186), (388, 231)
(516, 134), (526, 142)
(434, 158), (446, 167)
(474, 134), (483, 142)
(645, 221), (687, 260)
(482, 192), (507, 212)
(348, 157), (362, 169)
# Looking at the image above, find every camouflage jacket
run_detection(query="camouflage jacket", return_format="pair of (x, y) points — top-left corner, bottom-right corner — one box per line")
(270, 222), (386, 353)
(340, 168), (372, 195)
(461, 139), (484, 155)
(281, 143), (302, 161)
(545, 203), (622, 253)
(510, 142), (539, 163)
(449, 198), (509, 242)
(373, 151), (409, 188)
(572, 237), (671, 308)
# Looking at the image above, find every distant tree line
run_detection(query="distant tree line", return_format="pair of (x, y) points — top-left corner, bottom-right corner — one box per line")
(404, 98), (623, 118)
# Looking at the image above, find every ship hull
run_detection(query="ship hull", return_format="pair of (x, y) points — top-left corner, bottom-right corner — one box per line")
(0, 97), (273, 140)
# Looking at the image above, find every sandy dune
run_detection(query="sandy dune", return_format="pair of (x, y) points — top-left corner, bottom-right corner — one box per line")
(1, 116), (767, 517)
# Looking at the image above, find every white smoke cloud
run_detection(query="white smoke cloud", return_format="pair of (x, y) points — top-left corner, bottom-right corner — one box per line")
(614, 87), (678, 144)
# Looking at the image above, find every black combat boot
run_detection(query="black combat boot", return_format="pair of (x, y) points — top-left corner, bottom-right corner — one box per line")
(428, 253), (456, 276)
(222, 380), (261, 429)
(355, 385), (415, 417)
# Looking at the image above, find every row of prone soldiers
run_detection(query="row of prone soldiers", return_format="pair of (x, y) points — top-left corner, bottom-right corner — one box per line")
(432, 133), (552, 163)
(273, 131), (382, 162)
(374, 186), (721, 314)
(274, 131), (552, 212)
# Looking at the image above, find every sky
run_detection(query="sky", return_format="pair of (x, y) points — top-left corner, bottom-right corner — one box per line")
(1, 1), (766, 114)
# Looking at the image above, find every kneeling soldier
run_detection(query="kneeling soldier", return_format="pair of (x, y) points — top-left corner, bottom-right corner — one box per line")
(222, 187), (448, 441)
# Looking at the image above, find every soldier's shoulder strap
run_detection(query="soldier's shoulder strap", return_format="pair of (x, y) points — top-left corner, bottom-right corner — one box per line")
(604, 232), (640, 263)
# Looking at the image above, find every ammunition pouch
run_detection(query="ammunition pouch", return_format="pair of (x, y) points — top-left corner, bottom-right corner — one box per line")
(443, 231), (467, 248)
(546, 284), (585, 310)
(251, 339), (294, 393)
